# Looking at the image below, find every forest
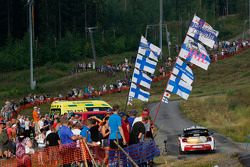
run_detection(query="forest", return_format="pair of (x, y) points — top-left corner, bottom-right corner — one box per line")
(0, 0), (248, 72)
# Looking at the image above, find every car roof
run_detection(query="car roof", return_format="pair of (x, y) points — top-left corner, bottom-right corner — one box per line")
(183, 125), (208, 132)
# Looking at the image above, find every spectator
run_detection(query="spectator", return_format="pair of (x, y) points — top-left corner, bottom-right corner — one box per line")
(119, 112), (130, 145)
(129, 117), (145, 145)
(16, 132), (33, 167)
(108, 104), (126, 149)
(58, 117), (80, 145)
(58, 117), (81, 167)
(0, 120), (11, 158)
(100, 116), (110, 165)
(32, 106), (40, 134)
(80, 119), (98, 146)
(46, 126), (60, 146)
(35, 129), (46, 148)
(128, 109), (137, 128)
(24, 117), (30, 138)
(142, 116), (154, 140)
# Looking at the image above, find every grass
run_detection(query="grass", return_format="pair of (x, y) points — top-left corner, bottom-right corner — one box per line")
(154, 153), (242, 167)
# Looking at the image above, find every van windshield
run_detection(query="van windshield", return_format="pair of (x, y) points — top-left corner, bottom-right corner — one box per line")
(86, 107), (111, 112)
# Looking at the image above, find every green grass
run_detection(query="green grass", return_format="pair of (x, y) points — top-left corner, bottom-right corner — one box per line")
(154, 153), (242, 167)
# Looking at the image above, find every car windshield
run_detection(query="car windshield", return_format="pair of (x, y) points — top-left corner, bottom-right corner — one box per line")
(183, 129), (210, 137)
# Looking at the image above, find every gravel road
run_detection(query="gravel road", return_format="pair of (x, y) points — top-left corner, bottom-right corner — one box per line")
(148, 101), (245, 159)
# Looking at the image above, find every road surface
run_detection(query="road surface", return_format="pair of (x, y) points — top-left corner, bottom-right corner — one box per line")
(148, 101), (245, 158)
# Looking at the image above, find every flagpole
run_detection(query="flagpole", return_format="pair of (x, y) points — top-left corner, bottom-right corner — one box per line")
(153, 75), (169, 122)
(153, 21), (191, 122)
(124, 85), (131, 113)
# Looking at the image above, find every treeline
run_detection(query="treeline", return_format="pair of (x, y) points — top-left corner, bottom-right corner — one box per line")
(0, 0), (248, 72)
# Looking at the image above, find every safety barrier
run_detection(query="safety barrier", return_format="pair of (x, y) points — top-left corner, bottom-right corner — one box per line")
(0, 140), (159, 167)
(0, 139), (104, 167)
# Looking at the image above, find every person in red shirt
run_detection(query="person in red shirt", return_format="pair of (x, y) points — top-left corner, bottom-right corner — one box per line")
(119, 112), (130, 145)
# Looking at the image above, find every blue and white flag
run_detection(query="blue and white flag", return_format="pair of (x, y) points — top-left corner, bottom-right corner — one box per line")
(166, 74), (192, 100)
(161, 91), (171, 104)
(172, 58), (194, 85)
(179, 42), (210, 70)
(135, 54), (157, 74)
(129, 83), (150, 102)
(187, 15), (219, 48)
(132, 68), (152, 89)
(138, 36), (161, 62)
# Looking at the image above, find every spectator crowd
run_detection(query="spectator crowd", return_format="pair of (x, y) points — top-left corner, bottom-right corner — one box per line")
(0, 104), (154, 166)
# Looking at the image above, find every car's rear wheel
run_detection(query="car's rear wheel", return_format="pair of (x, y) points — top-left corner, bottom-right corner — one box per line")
(179, 146), (184, 155)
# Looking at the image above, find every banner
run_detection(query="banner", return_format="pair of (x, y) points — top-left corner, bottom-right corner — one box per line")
(179, 43), (210, 70)
(187, 15), (219, 48)
(135, 54), (157, 74)
(172, 58), (194, 85)
(132, 68), (152, 89)
(138, 36), (161, 62)
(166, 74), (192, 100)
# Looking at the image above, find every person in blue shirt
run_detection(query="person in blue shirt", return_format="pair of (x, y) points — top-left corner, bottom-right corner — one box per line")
(58, 117), (81, 145)
(128, 109), (138, 128)
(58, 117), (82, 167)
(108, 104), (126, 149)
(80, 119), (98, 146)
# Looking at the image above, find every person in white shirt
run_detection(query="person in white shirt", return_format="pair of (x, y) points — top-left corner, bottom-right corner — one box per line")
(38, 117), (45, 131)
(71, 123), (82, 147)
(24, 117), (30, 138)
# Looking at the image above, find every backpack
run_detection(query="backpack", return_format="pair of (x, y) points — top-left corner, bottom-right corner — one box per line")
(16, 142), (26, 159)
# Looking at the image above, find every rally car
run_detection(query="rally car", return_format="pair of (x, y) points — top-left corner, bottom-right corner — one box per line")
(178, 126), (215, 154)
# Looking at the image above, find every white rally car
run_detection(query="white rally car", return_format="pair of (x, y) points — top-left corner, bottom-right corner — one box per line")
(178, 126), (215, 154)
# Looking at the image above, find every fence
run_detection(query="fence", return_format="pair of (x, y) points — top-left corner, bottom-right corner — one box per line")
(0, 140), (159, 167)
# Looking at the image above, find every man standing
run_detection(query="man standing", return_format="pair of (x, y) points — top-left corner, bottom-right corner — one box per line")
(58, 117), (81, 145)
(108, 104), (126, 149)
(58, 117), (82, 167)
(32, 106), (39, 134)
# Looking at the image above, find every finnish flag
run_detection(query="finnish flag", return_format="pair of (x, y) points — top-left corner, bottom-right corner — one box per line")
(167, 74), (192, 100)
(129, 83), (150, 102)
(132, 68), (152, 89)
(135, 54), (157, 74)
(138, 36), (161, 62)
(173, 58), (194, 85)
(187, 15), (219, 48)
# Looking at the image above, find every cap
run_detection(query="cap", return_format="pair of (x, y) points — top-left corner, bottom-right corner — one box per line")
(142, 110), (149, 117)
(130, 109), (138, 116)
(106, 108), (113, 113)
(119, 112), (127, 117)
